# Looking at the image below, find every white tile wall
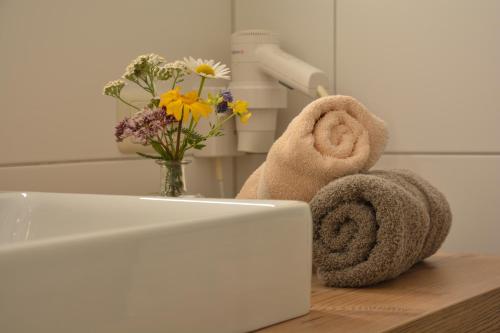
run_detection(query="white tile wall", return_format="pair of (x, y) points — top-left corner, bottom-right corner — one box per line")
(233, 0), (500, 253)
(336, 0), (500, 254)
(0, 0), (235, 197)
(1, 0), (498, 252)
(336, 0), (500, 153)
(375, 154), (500, 255)
(0, 157), (234, 198)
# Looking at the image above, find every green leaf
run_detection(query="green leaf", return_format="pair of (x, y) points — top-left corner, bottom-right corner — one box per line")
(167, 127), (177, 137)
(181, 128), (206, 144)
(150, 141), (169, 159)
(148, 97), (160, 108)
(136, 152), (162, 160)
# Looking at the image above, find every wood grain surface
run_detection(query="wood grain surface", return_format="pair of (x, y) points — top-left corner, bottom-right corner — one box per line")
(257, 253), (500, 333)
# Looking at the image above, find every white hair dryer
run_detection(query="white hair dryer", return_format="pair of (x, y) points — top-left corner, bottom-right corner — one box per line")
(229, 30), (329, 153)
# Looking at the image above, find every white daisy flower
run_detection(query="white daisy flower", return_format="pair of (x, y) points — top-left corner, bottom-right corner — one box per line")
(183, 57), (231, 80)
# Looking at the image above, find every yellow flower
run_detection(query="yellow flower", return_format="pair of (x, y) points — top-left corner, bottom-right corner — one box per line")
(229, 100), (252, 124)
(159, 87), (181, 106)
(206, 92), (222, 106)
(231, 100), (248, 115)
(239, 111), (252, 124)
(159, 88), (212, 122)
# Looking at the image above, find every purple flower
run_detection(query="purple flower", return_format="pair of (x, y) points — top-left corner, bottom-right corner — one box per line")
(114, 107), (175, 144)
(215, 89), (234, 113)
(221, 90), (233, 102)
(114, 120), (128, 142)
(216, 100), (229, 113)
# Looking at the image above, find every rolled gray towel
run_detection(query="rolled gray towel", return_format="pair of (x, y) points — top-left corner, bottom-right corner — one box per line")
(310, 169), (452, 287)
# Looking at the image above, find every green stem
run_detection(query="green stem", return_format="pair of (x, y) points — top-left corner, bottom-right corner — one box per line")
(166, 124), (175, 152)
(147, 73), (156, 97)
(140, 77), (152, 95)
(183, 138), (205, 153)
(179, 117), (196, 160)
(197, 76), (206, 97)
(171, 72), (179, 89)
(129, 77), (149, 92)
(175, 107), (184, 159)
(156, 134), (173, 159)
(181, 113), (236, 155)
(207, 113), (236, 137)
(117, 96), (140, 111)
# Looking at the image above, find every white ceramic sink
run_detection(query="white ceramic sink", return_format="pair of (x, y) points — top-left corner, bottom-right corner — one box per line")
(0, 192), (311, 333)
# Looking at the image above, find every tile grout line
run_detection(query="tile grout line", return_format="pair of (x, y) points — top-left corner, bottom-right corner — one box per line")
(333, 0), (337, 94)
(383, 152), (500, 156)
(1, 152), (499, 169)
(0, 157), (143, 168)
(230, 0), (236, 33)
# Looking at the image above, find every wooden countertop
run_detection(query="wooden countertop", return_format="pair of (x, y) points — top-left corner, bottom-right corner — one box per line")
(257, 253), (500, 332)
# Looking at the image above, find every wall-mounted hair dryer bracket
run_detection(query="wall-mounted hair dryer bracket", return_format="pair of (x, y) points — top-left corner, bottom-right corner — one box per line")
(229, 30), (329, 153)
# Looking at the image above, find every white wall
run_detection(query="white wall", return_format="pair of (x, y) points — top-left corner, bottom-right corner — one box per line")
(233, 0), (500, 254)
(233, 0), (335, 187)
(2, 0), (498, 253)
(336, 0), (500, 153)
(375, 155), (500, 254)
(0, 0), (234, 197)
(337, 0), (500, 254)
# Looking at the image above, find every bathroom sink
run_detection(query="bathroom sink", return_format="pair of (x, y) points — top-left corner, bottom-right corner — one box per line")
(0, 192), (312, 333)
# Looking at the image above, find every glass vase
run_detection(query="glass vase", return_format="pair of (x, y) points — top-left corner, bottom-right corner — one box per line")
(155, 160), (191, 197)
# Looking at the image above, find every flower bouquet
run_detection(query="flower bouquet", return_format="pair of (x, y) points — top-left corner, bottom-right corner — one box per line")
(103, 54), (251, 196)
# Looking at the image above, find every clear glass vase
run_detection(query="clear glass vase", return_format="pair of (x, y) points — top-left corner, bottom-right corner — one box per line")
(155, 160), (191, 197)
